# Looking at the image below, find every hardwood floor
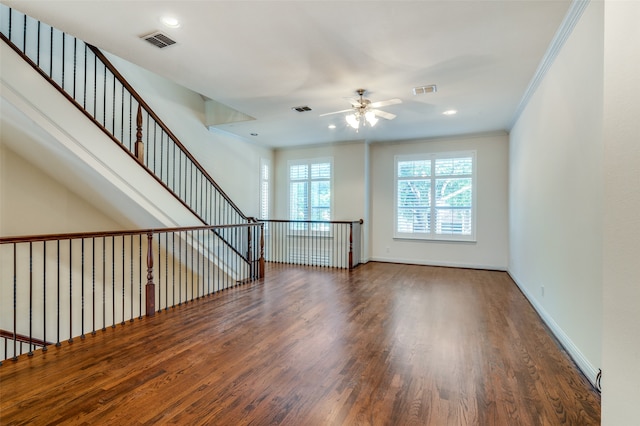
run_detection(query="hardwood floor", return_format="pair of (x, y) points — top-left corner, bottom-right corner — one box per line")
(0, 262), (600, 425)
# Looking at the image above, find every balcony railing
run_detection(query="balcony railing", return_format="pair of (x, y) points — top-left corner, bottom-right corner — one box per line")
(261, 220), (363, 269)
(0, 223), (264, 364)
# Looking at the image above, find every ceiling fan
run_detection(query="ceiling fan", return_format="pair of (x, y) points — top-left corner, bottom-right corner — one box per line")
(320, 89), (402, 130)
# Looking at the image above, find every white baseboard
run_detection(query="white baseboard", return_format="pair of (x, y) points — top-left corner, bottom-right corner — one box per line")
(508, 271), (599, 388)
(369, 256), (507, 271)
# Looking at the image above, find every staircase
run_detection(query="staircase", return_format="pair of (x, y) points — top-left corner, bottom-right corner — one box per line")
(0, 5), (263, 362)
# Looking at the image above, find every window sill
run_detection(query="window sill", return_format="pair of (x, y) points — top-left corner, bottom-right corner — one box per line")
(393, 235), (477, 244)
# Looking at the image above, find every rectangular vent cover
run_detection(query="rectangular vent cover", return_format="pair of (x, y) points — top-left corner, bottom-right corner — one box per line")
(292, 106), (312, 112)
(412, 85), (437, 95)
(141, 31), (177, 49)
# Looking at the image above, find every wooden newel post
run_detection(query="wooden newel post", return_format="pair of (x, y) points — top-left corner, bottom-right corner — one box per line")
(247, 226), (253, 277)
(145, 233), (156, 317)
(348, 222), (354, 270)
(134, 104), (144, 164)
(259, 223), (265, 279)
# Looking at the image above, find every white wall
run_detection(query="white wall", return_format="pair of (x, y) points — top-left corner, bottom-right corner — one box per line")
(370, 133), (509, 270)
(105, 54), (273, 218)
(509, 0), (603, 384)
(272, 135), (508, 270)
(602, 1), (640, 423)
(273, 142), (367, 222)
(0, 145), (126, 235)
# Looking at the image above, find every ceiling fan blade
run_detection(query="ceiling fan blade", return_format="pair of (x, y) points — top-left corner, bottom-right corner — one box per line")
(346, 97), (362, 107)
(319, 108), (354, 117)
(369, 98), (402, 109)
(371, 109), (396, 120)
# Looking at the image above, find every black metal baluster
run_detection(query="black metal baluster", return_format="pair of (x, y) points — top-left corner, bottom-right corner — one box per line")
(102, 237), (106, 331)
(36, 20), (40, 66)
(157, 232), (161, 312)
(172, 232), (175, 308)
(22, 13), (26, 53)
(128, 95), (133, 150)
(152, 123), (157, 174)
(8, 6), (12, 40)
(73, 38), (77, 101)
(12, 244), (16, 360)
(68, 239), (73, 343)
(191, 230), (194, 301)
(217, 230), (221, 292)
(48, 25), (52, 78)
(56, 241), (61, 347)
(120, 84), (125, 146)
(61, 31), (65, 90)
(112, 71), (116, 136)
(165, 232), (168, 310)
(130, 235), (134, 322)
(93, 51), (97, 118)
(102, 61), (106, 126)
(83, 44), (87, 109)
(92, 238), (96, 335)
(197, 229), (201, 299)
(178, 232), (182, 305)
(43, 241), (47, 352)
(81, 239), (85, 339)
(172, 144), (176, 196)
(28, 242), (33, 356)
(145, 114), (150, 167)
(111, 236), (115, 328)
(178, 151), (182, 200)
(121, 235), (125, 325)
(139, 234), (143, 319)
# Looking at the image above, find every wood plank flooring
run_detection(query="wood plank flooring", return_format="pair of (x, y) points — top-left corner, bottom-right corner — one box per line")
(0, 262), (601, 425)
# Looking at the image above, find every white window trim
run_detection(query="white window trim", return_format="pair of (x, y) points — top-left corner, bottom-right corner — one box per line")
(394, 151), (477, 242)
(259, 157), (270, 220)
(287, 157), (334, 234)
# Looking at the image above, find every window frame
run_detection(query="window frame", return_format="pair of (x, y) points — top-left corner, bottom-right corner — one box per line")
(259, 158), (270, 220)
(394, 151), (477, 242)
(287, 157), (333, 233)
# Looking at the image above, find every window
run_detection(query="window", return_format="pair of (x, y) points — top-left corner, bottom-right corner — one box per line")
(289, 158), (332, 229)
(259, 158), (270, 219)
(395, 151), (475, 241)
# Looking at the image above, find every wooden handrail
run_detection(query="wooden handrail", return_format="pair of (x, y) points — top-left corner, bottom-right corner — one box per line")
(1, 32), (247, 225)
(0, 330), (51, 347)
(86, 45), (248, 221)
(0, 223), (263, 245)
(258, 219), (364, 225)
(0, 32), (208, 226)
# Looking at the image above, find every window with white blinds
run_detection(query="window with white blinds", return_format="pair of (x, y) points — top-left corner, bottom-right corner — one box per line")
(259, 158), (270, 219)
(395, 151), (476, 241)
(289, 158), (332, 230)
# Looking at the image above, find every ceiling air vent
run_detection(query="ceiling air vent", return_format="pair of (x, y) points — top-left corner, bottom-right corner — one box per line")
(412, 85), (437, 95)
(141, 31), (177, 49)
(292, 106), (312, 112)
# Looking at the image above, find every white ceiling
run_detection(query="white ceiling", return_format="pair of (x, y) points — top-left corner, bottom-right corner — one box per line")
(2, 0), (572, 148)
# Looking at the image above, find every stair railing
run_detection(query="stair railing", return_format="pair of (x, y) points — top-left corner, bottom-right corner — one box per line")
(260, 219), (363, 269)
(0, 6), (250, 256)
(0, 222), (264, 364)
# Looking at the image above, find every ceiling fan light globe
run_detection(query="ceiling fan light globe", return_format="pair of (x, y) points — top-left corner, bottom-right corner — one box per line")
(346, 114), (359, 129)
(365, 111), (378, 126)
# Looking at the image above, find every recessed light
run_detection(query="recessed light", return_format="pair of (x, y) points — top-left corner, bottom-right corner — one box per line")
(161, 16), (181, 28)
(328, 124), (336, 129)
(443, 110), (457, 115)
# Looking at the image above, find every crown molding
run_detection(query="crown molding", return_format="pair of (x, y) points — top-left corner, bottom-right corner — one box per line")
(509, 0), (591, 130)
